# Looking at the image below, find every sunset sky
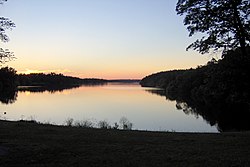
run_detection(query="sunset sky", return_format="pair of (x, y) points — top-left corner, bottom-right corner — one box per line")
(1, 0), (212, 79)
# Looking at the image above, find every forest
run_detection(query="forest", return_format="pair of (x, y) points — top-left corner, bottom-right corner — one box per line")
(0, 69), (107, 90)
(0, 70), (108, 104)
(18, 73), (107, 87)
(140, 0), (250, 131)
(140, 47), (250, 131)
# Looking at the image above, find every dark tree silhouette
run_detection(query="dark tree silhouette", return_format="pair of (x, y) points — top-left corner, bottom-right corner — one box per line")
(140, 47), (250, 132)
(0, 67), (18, 104)
(0, 0), (15, 64)
(176, 0), (250, 55)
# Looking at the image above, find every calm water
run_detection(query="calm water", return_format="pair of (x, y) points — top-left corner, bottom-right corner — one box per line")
(0, 83), (218, 132)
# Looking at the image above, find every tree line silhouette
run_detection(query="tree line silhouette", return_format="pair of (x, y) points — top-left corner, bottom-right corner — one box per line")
(141, 47), (250, 132)
(140, 0), (250, 132)
(176, 0), (249, 55)
(18, 73), (107, 87)
(0, 69), (107, 104)
(0, 0), (15, 63)
(0, 67), (17, 104)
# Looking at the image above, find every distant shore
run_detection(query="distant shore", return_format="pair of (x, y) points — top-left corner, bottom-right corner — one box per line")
(0, 120), (250, 166)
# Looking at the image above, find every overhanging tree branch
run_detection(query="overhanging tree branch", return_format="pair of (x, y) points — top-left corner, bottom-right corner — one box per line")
(0, 0), (15, 64)
(176, 0), (250, 56)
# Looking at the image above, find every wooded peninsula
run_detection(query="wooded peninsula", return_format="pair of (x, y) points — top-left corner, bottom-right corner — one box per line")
(140, 47), (250, 132)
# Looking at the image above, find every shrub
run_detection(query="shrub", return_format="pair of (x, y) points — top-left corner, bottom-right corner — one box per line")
(74, 119), (94, 128)
(98, 120), (110, 129)
(65, 118), (74, 127)
(119, 117), (133, 130)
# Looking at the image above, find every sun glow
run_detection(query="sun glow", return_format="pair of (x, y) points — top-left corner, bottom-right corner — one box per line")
(25, 92), (31, 96)
(17, 69), (73, 75)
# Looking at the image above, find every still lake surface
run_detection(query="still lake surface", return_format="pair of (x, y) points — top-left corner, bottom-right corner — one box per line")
(0, 83), (218, 132)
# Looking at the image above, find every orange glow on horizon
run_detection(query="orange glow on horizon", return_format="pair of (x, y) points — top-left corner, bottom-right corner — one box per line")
(17, 69), (73, 75)
(16, 68), (144, 80)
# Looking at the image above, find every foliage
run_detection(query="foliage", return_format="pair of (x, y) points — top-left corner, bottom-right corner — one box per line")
(1, 120), (250, 166)
(0, 87), (17, 104)
(0, 0), (7, 4)
(18, 84), (82, 94)
(0, 48), (15, 64)
(64, 117), (134, 130)
(74, 119), (95, 128)
(98, 120), (110, 129)
(119, 117), (133, 130)
(0, 0), (15, 63)
(0, 66), (17, 90)
(18, 73), (107, 87)
(18, 73), (82, 86)
(65, 118), (74, 127)
(0, 1), (17, 99)
(67, 118), (95, 128)
(1, 71), (107, 103)
(0, 67), (18, 104)
(176, 0), (250, 54)
(113, 122), (119, 129)
(140, 47), (250, 131)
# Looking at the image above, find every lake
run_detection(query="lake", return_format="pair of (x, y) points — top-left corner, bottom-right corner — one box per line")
(0, 83), (218, 132)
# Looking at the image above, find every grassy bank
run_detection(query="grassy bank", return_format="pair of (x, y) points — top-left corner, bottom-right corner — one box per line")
(0, 120), (250, 167)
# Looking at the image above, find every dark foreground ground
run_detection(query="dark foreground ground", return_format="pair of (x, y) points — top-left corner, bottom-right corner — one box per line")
(0, 120), (250, 167)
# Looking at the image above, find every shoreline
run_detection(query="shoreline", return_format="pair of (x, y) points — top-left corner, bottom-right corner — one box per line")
(1, 120), (250, 166)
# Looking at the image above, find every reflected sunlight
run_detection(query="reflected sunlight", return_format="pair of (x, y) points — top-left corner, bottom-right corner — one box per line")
(25, 92), (30, 96)
(1, 83), (218, 132)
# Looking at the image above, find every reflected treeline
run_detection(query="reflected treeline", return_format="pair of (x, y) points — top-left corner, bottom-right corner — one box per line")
(18, 85), (81, 93)
(174, 97), (250, 132)
(0, 70), (108, 104)
(18, 82), (107, 93)
(148, 89), (250, 132)
(0, 89), (17, 104)
(145, 89), (166, 97)
(17, 73), (108, 93)
(142, 48), (250, 132)
(0, 67), (18, 104)
(1, 82), (107, 104)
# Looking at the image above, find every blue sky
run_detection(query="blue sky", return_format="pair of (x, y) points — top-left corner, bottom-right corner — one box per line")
(1, 0), (211, 79)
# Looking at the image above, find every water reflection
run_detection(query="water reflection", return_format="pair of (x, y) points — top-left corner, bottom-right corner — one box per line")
(1, 83), (106, 103)
(0, 89), (17, 104)
(176, 101), (250, 132)
(18, 85), (81, 93)
(145, 89), (166, 97)
(1, 83), (218, 132)
(18, 83), (107, 93)
(148, 89), (250, 132)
